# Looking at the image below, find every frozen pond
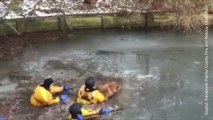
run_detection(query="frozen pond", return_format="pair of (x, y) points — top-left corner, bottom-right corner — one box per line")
(0, 28), (213, 120)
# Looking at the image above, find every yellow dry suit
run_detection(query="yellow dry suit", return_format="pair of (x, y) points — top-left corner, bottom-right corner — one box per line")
(76, 85), (106, 105)
(68, 108), (100, 120)
(30, 84), (63, 107)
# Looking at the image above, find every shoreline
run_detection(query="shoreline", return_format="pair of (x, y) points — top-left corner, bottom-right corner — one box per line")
(1, 13), (212, 36)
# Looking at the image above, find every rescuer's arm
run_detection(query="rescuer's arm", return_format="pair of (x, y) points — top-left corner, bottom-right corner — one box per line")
(45, 96), (60, 105)
(81, 108), (113, 116)
(40, 90), (60, 105)
(50, 84), (73, 94)
(50, 85), (64, 94)
(81, 108), (100, 116)
(77, 97), (91, 105)
(96, 90), (107, 103)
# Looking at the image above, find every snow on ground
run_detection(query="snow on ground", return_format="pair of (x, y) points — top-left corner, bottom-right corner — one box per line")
(0, 0), (144, 20)
(0, 2), (8, 18)
(4, 11), (23, 19)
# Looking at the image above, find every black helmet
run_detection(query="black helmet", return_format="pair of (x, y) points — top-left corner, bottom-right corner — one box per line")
(41, 78), (54, 90)
(69, 103), (82, 119)
(85, 77), (95, 91)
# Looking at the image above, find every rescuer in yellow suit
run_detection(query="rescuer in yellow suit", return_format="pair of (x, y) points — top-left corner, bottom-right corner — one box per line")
(77, 77), (106, 105)
(30, 78), (73, 107)
(68, 103), (112, 120)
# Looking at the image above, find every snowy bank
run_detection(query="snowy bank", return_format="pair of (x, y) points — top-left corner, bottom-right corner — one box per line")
(0, 0), (144, 20)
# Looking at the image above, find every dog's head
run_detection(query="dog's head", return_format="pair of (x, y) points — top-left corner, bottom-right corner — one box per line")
(107, 81), (121, 93)
(97, 81), (121, 98)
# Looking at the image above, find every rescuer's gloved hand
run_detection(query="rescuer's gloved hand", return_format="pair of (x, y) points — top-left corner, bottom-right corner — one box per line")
(63, 85), (73, 91)
(99, 108), (113, 115)
(60, 95), (70, 103)
(77, 114), (84, 120)
(0, 117), (5, 120)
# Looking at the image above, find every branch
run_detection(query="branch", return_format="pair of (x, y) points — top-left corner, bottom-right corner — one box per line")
(3, 19), (21, 36)
(1, 10), (21, 36)
(20, 0), (43, 17)
(60, 0), (73, 31)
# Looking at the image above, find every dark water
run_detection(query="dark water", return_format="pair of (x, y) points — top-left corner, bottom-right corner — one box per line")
(0, 28), (213, 120)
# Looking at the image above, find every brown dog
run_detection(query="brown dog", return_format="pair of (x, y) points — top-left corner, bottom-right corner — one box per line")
(97, 81), (121, 98)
